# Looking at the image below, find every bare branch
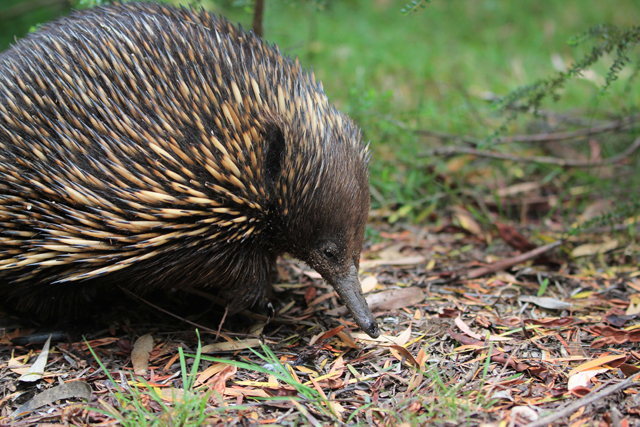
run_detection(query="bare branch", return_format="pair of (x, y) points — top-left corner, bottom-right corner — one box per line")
(466, 240), (563, 279)
(383, 114), (640, 146)
(525, 374), (639, 427)
(423, 136), (640, 167)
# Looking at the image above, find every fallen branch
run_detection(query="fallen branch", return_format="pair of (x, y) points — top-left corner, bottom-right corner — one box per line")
(525, 373), (639, 427)
(501, 113), (640, 143)
(422, 136), (640, 167)
(383, 113), (640, 146)
(466, 240), (563, 279)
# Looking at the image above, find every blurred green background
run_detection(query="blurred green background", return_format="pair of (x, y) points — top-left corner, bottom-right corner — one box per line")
(1, 0), (639, 226)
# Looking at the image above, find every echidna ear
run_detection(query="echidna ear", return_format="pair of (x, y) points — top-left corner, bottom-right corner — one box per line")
(263, 123), (286, 188)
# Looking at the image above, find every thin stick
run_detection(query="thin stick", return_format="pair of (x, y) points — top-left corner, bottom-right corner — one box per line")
(423, 136), (640, 167)
(216, 305), (229, 341)
(501, 113), (640, 143)
(525, 374), (639, 427)
(466, 240), (562, 279)
(185, 287), (319, 327)
(119, 287), (217, 333)
(383, 114), (640, 145)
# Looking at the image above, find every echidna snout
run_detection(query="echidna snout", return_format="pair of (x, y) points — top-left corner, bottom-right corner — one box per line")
(0, 2), (380, 338)
(329, 266), (380, 338)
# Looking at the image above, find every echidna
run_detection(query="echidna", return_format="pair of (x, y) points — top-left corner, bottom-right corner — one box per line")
(0, 2), (380, 337)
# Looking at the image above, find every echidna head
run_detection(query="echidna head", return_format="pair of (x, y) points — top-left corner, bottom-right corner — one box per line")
(270, 114), (379, 338)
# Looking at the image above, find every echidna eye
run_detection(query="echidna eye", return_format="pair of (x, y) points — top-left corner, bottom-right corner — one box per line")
(323, 248), (335, 259)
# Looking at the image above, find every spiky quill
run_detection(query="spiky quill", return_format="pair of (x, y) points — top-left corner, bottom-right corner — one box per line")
(0, 2), (379, 338)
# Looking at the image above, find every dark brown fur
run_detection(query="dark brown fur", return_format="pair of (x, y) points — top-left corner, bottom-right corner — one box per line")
(0, 2), (379, 336)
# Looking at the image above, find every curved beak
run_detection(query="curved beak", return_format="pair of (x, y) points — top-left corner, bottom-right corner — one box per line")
(328, 264), (380, 338)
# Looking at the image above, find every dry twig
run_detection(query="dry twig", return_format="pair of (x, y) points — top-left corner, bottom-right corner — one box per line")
(525, 374), (639, 427)
(423, 136), (640, 167)
(384, 113), (640, 145)
(120, 286), (217, 334)
(466, 240), (563, 279)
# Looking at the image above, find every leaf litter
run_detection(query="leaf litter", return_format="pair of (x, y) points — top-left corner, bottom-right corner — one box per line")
(1, 204), (640, 426)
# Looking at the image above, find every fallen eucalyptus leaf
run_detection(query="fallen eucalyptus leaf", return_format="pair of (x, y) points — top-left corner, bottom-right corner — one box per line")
(132, 334), (154, 376)
(12, 381), (91, 418)
(352, 325), (412, 346)
(360, 256), (426, 269)
(519, 296), (573, 310)
(572, 240), (618, 257)
(201, 339), (264, 353)
(19, 334), (51, 383)
(327, 287), (425, 316)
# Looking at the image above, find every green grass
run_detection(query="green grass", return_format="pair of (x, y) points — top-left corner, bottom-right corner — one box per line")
(85, 336), (215, 426)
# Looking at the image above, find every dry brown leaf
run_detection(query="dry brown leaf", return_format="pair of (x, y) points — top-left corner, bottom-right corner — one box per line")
(327, 287), (425, 317)
(307, 332), (323, 346)
(416, 348), (427, 369)
(495, 223), (536, 252)
(352, 325), (411, 346)
(12, 381), (92, 417)
(336, 331), (358, 349)
(19, 334), (51, 382)
(161, 387), (186, 403)
(360, 256), (426, 269)
(361, 276), (378, 293)
(208, 364), (237, 395)
(568, 354), (627, 377)
(329, 400), (346, 421)
(365, 287), (425, 312)
(572, 239), (618, 257)
(519, 296), (573, 310)
(301, 270), (322, 279)
(304, 285), (317, 304)
(318, 326), (344, 341)
(576, 199), (613, 223)
(496, 181), (541, 197)
(589, 325), (640, 347)
(447, 156), (469, 173)
(224, 386), (270, 398)
(389, 345), (419, 367)
(308, 291), (337, 307)
(131, 334), (153, 376)
(454, 211), (483, 236)
(195, 363), (227, 386)
(568, 368), (607, 391)
(523, 317), (579, 327)
(455, 317), (483, 340)
(309, 377), (328, 400)
(201, 339), (264, 353)
(8, 356), (29, 375)
(75, 337), (119, 351)
(329, 356), (345, 374)
(377, 243), (407, 260)
(627, 296), (640, 315)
